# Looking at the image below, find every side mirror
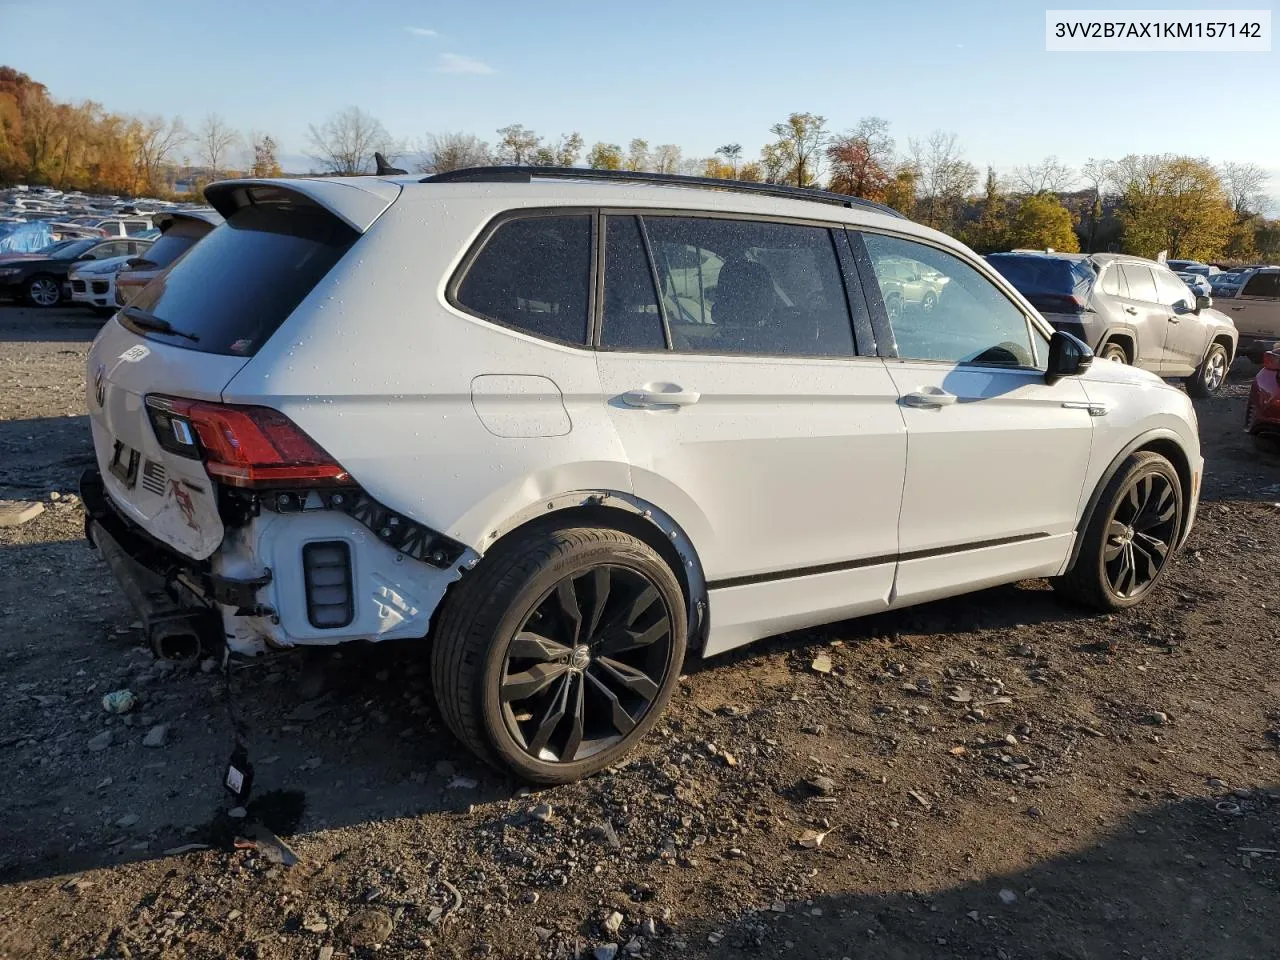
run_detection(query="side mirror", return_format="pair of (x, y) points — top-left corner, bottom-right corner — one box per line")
(1195, 293), (1212, 313)
(124, 257), (147, 268)
(1045, 330), (1093, 384)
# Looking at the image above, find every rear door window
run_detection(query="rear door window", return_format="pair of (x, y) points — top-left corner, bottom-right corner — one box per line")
(643, 216), (855, 357)
(1241, 272), (1280, 299)
(455, 215), (592, 345)
(1100, 264), (1128, 297)
(122, 202), (357, 356)
(1119, 264), (1158, 303)
(601, 215), (665, 350)
(1154, 269), (1193, 308)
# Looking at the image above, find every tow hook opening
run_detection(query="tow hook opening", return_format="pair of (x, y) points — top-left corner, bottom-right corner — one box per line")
(147, 611), (223, 665)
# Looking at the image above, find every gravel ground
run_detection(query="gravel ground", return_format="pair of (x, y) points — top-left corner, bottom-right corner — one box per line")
(1, 302), (1278, 960)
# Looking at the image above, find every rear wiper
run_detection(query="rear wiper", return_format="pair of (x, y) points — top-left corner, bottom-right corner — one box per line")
(121, 305), (200, 342)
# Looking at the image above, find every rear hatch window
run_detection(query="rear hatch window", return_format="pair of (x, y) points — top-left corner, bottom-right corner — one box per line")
(986, 255), (1095, 312)
(133, 222), (206, 269)
(122, 201), (358, 356)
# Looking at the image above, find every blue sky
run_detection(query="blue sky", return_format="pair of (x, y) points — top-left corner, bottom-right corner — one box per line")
(1, 0), (1276, 196)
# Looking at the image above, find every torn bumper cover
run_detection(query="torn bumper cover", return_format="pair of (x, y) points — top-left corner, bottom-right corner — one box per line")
(81, 467), (272, 652)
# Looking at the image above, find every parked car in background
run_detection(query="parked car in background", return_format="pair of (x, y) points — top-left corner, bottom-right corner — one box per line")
(985, 251), (1236, 396)
(0, 236), (152, 306)
(1220, 267), (1280, 364)
(1245, 343), (1280, 451)
(95, 216), (153, 238)
(69, 245), (150, 314)
(1176, 273), (1214, 298)
(113, 209), (223, 306)
(83, 168), (1206, 783)
(1169, 262), (1220, 278)
(1209, 270), (1250, 298)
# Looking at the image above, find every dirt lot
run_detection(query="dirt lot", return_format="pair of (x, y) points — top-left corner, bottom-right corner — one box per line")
(0, 302), (1278, 960)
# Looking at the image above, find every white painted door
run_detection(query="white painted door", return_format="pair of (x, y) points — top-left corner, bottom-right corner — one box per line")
(858, 231), (1095, 604)
(594, 214), (906, 587)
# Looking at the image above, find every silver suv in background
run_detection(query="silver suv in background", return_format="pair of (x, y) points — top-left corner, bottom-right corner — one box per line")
(986, 251), (1237, 396)
(1219, 267), (1280, 364)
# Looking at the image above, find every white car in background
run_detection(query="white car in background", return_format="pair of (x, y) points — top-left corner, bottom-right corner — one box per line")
(83, 168), (1204, 783)
(68, 254), (134, 315)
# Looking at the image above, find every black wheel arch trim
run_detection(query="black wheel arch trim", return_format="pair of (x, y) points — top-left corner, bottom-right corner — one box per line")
(1065, 429), (1194, 572)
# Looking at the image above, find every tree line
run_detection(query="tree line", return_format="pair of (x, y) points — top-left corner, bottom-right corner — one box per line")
(2, 66), (1274, 262)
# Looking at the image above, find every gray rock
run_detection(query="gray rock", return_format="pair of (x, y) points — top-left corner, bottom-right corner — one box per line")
(603, 910), (624, 936)
(87, 730), (113, 752)
(528, 803), (553, 823)
(998, 888), (1018, 905)
(338, 908), (393, 947)
(640, 918), (659, 937)
(594, 946), (619, 960)
(1148, 711), (1170, 726)
(114, 813), (139, 828)
(142, 724), (168, 748)
(318, 947), (335, 960)
(0, 500), (44, 528)
(807, 775), (837, 796)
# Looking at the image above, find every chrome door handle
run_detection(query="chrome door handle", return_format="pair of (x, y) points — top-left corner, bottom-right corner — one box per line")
(1168, 316), (1180, 323)
(622, 387), (701, 408)
(1124, 306), (1138, 315)
(902, 389), (957, 409)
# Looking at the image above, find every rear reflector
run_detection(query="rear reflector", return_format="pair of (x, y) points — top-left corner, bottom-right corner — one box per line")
(145, 396), (350, 488)
(302, 541), (354, 628)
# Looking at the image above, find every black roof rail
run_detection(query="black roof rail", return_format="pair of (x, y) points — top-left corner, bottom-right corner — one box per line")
(421, 166), (907, 219)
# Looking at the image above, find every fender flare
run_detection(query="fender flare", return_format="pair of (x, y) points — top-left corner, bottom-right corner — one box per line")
(1064, 427), (1194, 572)
(1096, 325), (1139, 358)
(473, 488), (710, 650)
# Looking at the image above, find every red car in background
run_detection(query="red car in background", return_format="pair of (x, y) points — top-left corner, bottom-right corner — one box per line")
(1246, 344), (1280, 452)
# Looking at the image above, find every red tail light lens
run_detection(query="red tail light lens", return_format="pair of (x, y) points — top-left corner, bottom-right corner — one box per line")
(145, 396), (350, 488)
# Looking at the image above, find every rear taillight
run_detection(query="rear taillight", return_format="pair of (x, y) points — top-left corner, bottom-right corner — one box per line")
(145, 396), (350, 488)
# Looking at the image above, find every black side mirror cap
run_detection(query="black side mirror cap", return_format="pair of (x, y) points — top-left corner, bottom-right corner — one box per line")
(1045, 329), (1093, 384)
(1195, 293), (1212, 312)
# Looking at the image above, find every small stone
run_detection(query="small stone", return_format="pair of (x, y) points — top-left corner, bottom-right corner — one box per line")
(318, 948), (334, 960)
(87, 730), (113, 752)
(1148, 711), (1169, 726)
(534, 927), (554, 943)
(641, 918), (659, 936)
(101, 690), (136, 714)
(528, 803), (553, 822)
(998, 888), (1018, 905)
(603, 910), (624, 936)
(303, 920), (328, 933)
(967, 910), (980, 920)
(338, 908), (393, 947)
(1004, 734), (1019, 746)
(522, 890), (540, 905)
(807, 775), (837, 796)
(722, 751), (738, 767)
(770, 901), (786, 913)
(447, 775), (478, 790)
(114, 813), (139, 828)
(142, 724), (168, 748)
(594, 946), (619, 960)
(200, 658), (218, 674)
(228, 806), (248, 819)
(797, 829), (827, 849)
(810, 654), (833, 674)
(1208, 778), (1227, 789)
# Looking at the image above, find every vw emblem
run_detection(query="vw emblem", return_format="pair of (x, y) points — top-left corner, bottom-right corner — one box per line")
(93, 364), (106, 408)
(570, 645), (591, 671)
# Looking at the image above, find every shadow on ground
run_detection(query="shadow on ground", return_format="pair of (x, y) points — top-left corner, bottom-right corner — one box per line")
(665, 789), (1280, 960)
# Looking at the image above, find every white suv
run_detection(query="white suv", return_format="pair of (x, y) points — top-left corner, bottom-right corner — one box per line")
(82, 168), (1203, 783)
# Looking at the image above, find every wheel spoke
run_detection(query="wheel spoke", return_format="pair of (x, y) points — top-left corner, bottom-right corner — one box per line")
(598, 617), (671, 655)
(509, 631), (573, 662)
(584, 567), (611, 640)
(594, 656), (660, 701)
(1130, 540), (1158, 582)
(526, 673), (573, 756)
(561, 674), (585, 762)
(1134, 531), (1168, 562)
(502, 661), (570, 702)
(556, 578), (583, 646)
(585, 670), (636, 736)
(1120, 544), (1138, 596)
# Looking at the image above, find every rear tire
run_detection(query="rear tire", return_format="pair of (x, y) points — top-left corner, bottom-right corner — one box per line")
(1099, 342), (1129, 364)
(1186, 343), (1229, 397)
(431, 523), (686, 784)
(1054, 451), (1183, 612)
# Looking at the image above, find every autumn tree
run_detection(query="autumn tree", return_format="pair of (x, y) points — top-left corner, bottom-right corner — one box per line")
(307, 107), (394, 175)
(419, 131), (490, 174)
(625, 138), (649, 172)
(248, 133), (282, 178)
(134, 114), (189, 193)
(531, 132), (584, 167)
(881, 166), (918, 216)
(715, 143), (741, 175)
(1010, 155), (1075, 195)
(1113, 154), (1235, 260)
(587, 142), (623, 170)
(703, 157), (736, 179)
(1005, 193), (1079, 252)
(909, 131), (976, 233)
(766, 112), (827, 187)
(736, 161), (763, 183)
(1218, 161), (1269, 216)
(493, 124), (540, 164)
(967, 167), (1008, 253)
(199, 113), (239, 180)
(826, 117), (894, 200)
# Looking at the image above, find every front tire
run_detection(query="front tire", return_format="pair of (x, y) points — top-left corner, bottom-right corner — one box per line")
(1186, 342), (1229, 397)
(1054, 451), (1183, 612)
(432, 523), (686, 784)
(1099, 342), (1129, 364)
(25, 275), (61, 307)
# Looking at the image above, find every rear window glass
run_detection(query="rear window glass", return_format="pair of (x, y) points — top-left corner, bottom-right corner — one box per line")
(985, 255), (1094, 297)
(1119, 264), (1158, 302)
(455, 215), (592, 344)
(135, 224), (206, 269)
(122, 203), (357, 356)
(1241, 272), (1280, 299)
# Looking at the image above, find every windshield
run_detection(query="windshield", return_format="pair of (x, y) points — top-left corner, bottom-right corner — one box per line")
(52, 239), (97, 260)
(123, 202), (357, 356)
(985, 255), (1095, 297)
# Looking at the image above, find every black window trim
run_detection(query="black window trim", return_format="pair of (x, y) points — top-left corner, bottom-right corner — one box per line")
(600, 206), (869, 362)
(849, 226), (1052, 373)
(446, 206), (600, 350)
